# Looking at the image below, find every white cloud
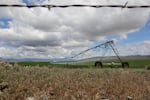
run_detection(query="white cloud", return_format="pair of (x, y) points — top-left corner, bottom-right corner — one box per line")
(120, 34), (128, 40)
(118, 42), (150, 56)
(0, 0), (150, 58)
(0, 0), (22, 4)
(144, 40), (150, 44)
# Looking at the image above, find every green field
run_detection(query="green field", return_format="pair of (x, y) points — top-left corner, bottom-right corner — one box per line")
(10, 58), (150, 68)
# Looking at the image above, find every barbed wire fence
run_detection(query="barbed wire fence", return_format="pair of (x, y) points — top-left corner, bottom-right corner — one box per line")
(0, 2), (150, 11)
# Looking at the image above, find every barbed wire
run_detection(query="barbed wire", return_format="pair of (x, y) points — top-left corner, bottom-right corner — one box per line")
(0, 3), (150, 11)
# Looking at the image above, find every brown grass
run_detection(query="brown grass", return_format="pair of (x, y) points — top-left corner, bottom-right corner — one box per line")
(0, 63), (150, 100)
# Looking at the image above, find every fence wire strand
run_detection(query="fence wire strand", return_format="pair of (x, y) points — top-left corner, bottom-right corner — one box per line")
(0, 4), (150, 10)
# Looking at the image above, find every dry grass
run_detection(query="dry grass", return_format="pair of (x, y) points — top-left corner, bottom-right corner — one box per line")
(0, 63), (150, 100)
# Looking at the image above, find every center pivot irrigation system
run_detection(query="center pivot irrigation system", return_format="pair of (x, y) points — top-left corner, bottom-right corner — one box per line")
(71, 40), (129, 68)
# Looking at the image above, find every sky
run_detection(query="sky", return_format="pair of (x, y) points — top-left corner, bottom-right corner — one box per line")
(0, 0), (150, 59)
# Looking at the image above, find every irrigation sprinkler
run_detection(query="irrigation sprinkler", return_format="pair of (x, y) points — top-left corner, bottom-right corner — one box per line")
(72, 40), (129, 68)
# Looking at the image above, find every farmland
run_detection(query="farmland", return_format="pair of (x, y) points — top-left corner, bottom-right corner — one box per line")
(0, 59), (150, 100)
(11, 58), (150, 68)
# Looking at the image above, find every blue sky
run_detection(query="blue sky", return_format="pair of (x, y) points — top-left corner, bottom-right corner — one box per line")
(115, 17), (150, 45)
(22, 0), (30, 5)
(22, 0), (48, 5)
(0, 0), (150, 59)
(0, 18), (11, 28)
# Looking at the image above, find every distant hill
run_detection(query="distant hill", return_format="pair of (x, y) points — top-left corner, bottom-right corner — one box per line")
(0, 55), (150, 62)
(0, 58), (52, 62)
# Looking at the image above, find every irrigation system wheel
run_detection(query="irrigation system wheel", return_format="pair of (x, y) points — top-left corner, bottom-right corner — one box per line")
(94, 61), (103, 68)
(121, 62), (129, 68)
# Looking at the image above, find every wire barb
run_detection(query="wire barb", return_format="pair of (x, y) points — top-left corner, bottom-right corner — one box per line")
(123, 1), (128, 8)
(47, 5), (51, 11)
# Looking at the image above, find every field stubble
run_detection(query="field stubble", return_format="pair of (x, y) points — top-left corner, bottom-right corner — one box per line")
(0, 63), (150, 100)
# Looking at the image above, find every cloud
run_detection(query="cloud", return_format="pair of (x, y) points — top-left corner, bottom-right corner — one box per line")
(0, 0), (150, 58)
(120, 34), (128, 40)
(118, 41), (150, 56)
(144, 40), (150, 44)
(0, 0), (22, 4)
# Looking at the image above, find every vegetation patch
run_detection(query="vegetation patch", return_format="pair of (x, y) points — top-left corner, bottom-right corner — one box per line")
(0, 63), (149, 100)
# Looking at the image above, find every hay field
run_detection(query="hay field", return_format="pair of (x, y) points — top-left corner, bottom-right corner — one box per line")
(0, 63), (150, 100)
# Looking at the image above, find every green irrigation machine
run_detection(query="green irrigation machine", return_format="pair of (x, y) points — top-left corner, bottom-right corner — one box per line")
(72, 40), (129, 68)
